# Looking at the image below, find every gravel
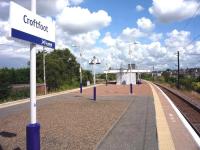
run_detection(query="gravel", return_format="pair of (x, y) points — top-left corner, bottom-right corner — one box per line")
(0, 95), (129, 150)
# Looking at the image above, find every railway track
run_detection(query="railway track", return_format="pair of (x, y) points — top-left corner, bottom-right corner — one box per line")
(155, 83), (200, 137)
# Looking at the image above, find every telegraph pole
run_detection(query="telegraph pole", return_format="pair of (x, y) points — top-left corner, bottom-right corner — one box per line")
(177, 51), (180, 89)
(152, 65), (154, 81)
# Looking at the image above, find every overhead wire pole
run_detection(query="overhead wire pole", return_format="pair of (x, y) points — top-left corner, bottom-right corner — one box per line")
(152, 65), (155, 81)
(26, 0), (41, 149)
(177, 51), (180, 89)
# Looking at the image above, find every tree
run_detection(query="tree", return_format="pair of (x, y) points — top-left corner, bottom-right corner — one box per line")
(36, 48), (92, 90)
(0, 68), (11, 100)
(82, 70), (93, 86)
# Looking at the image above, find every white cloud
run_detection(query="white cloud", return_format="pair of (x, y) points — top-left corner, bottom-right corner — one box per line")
(0, 1), (108, 68)
(165, 29), (190, 49)
(149, 0), (200, 23)
(0, 0), (200, 71)
(56, 27), (101, 50)
(99, 28), (200, 71)
(149, 33), (163, 42)
(57, 7), (111, 35)
(146, 42), (167, 57)
(136, 5), (144, 12)
(137, 17), (155, 31)
(101, 32), (116, 47)
(0, 0), (83, 20)
(121, 27), (146, 40)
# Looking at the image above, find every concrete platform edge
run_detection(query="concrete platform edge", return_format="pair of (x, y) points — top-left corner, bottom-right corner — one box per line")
(154, 83), (200, 148)
(148, 82), (175, 150)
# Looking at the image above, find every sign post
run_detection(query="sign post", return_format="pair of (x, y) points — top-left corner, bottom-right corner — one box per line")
(27, 1), (39, 150)
(9, 1), (55, 150)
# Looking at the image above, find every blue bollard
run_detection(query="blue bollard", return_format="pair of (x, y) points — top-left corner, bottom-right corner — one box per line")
(80, 82), (82, 93)
(130, 83), (133, 94)
(93, 86), (96, 101)
(26, 123), (40, 150)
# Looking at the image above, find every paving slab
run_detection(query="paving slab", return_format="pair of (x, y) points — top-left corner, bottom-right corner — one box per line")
(96, 96), (158, 150)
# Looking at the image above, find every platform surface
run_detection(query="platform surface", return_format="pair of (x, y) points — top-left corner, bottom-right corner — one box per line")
(96, 96), (158, 150)
(0, 83), (199, 150)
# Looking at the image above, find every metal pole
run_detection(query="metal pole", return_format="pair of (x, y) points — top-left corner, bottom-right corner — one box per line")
(26, 0), (40, 149)
(105, 63), (108, 86)
(106, 72), (108, 86)
(177, 51), (180, 89)
(93, 62), (96, 100)
(129, 44), (133, 94)
(43, 47), (47, 95)
(30, 43), (36, 123)
(80, 48), (82, 93)
(152, 65), (154, 81)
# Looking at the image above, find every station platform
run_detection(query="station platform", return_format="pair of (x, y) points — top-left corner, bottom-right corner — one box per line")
(0, 82), (199, 150)
(82, 83), (199, 150)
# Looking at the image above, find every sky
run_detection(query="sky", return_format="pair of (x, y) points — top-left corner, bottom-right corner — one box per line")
(0, 0), (200, 72)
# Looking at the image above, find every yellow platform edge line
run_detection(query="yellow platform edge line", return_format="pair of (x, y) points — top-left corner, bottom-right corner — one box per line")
(148, 82), (175, 150)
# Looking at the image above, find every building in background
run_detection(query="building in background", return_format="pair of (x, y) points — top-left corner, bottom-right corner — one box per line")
(104, 64), (151, 85)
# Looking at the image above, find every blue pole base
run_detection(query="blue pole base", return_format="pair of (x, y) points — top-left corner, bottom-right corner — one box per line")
(130, 83), (133, 94)
(93, 86), (96, 101)
(80, 82), (82, 93)
(26, 123), (40, 150)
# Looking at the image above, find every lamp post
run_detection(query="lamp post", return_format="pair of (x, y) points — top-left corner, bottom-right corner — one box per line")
(89, 56), (101, 100)
(105, 63), (108, 86)
(72, 45), (83, 93)
(129, 44), (133, 94)
(102, 59), (109, 86)
(128, 42), (138, 94)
